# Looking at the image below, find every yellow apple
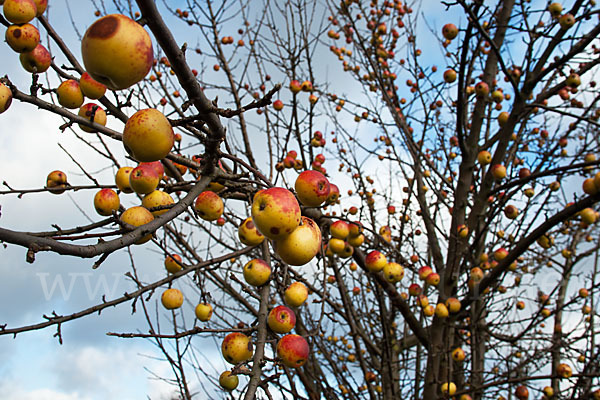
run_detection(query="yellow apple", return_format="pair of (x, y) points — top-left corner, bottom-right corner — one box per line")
(93, 188), (120, 216)
(32, 0), (46, 15)
(284, 282), (308, 307)
(194, 191), (224, 221)
(365, 251), (387, 272)
(0, 83), (13, 114)
(221, 332), (253, 364)
(243, 258), (271, 286)
(3, 0), (37, 24)
(122, 108), (174, 162)
(56, 80), (84, 109)
(79, 72), (107, 99)
(383, 262), (404, 283)
(129, 163), (160, 195)
(46, 170), (68, 194)
(142, 190), (174, 216)
(5, 23), (40, 53)
(218, 371), (239, 391)
(77, 103), (107, 133)
(115, 166), (134, 193)
(161, 288), (184, 310)
(251, 187), (301, 240)
(164, 254), (183, 273)
(119, 206), (154, 244)
(452, 347), (465, 362)
(441, 382), (456, 396)
(274, 216), (322, 266)
(19, 43), (51, 73)
(195, 303), (213, 321)
(81, 14), (154, 90)
(237, 217), (265, 246)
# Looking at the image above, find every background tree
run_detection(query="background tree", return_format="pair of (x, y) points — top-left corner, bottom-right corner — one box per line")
(1, 0), (600, 399)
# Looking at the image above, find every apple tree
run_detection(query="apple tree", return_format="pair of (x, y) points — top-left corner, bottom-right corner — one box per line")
(1, 0), (600, 399)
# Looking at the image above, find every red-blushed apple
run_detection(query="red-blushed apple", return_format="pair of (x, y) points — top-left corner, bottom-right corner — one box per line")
(79, 72), (107, 99)
(542, 386), (554, 398)
(295, 170), (330, 207)
(272, 99), (283, 110)
(164, 254), (183, 273)
(221, 332), (253, 364)
(504, 204), (519, 219)
(267, 305), (296, 334)
(426, 272), (440, 286)
(446, 297), (461, 313)
(326, 183), (340, 204)
(457, 224), (469, 239)
(19, 43), (51, 73)
(129, 163), (160, 195)
(115, 166), (134, 193)
(442, 23), (458, 40)
(379, 225), (392, 242)
(477, 150), (492, 165)
(515, 385), (529, 400)
(0, 82), (12, 113)
(56, 80), (84, 109)
(161, 288), (184, 309)
(418, 265), (433, 280)
(423, 304), (435, 316)
(557, 363), (573, 378)
(194, 191), (224, 221)
(3, 0), (37, 24)
(285, 282), (308, 307)
(408, 283), (422, 297)
(195, 303), (213, 321)
(435, 303), (449, 318)
(383, 262), (404, 283)
(31, 0), (46, 15)
(440, 382), (456, 396)
(93, 188), (120, 216)
(494, 247), (508, 260)
(277, 334), (309, 368)
(142, 190), (174, 216)
(122, 108), (174, 162)
(218, 371), (239, 391)
(46, 170), (68, 194)
(548, 2), (562, 17)
(238, 217), (265, 246)
(491, 164), (506, 180)
(274, 217), (322, 266)
(452, 347), (465, 362)
(516, 300), (525, 310)
(364, 250), (387, 272)
(417, 294), (429, 308)
(470, 267), (484, 282)
(474, 81), (489, 97)
(289, 79), (301, 93)
(81, 14), (154, 90)
(78, 103), (107, 133)
(251, 187), (301, 240)
(141, 161), (165, 180)
(120, 206), (154, 244)
(559, 13), (575, 29)
(300, 80), (313, 92)
(443, 69), (457, 83)
(5, 23), (40, 53)
(330, 220), (350, 239)
(243, 258), (271, 286)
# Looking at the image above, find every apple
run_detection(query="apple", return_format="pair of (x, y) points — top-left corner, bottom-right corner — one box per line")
(593, 389), (600, 400)
(161, 288), (184, 309)
(523, 187), (535, 198)
(326, 183), (340, 204)
(0, 83), (13, 113)
(218, 371), (239, 391)
(542, 386), (554, 398)
(31, 0), (46, 16)
(491, 164), (507, 180)
(56, 80), (84, 109)
(408, 283), (422, 297)
(379, 225), (392, 242)
(516, 300), (525, 310)
(494, 247), (508, 260)
(79, 72), (107, 99)
(122, 108), (174, 162)
(274, 217), (322, 266)
(418, 294), (429, 308)
(566, 73), (581, 88)
(221, 332), (253, 364)
(347, 233), (364, 248)
(581, 208), (597, 225)
(3, 0), (37, 24)
(46, 170), (68, 194)
(78, 103), (107, 132)
(164, 254), (183, 273)
(477, 150), (492, 165)
(504, 204), (519, 219)
(548, 2), (562, 17)
(365, 250), (387, 272)
(418, 265), (432, 280)
(470, 267), (484, 282)
(268, 305), (296, 333)
(383, 262), (404, 283)
(195, 303), (213, 321)
(491, 89), (504, 103)
(19, 43), (51, 73)
(277, 334), (309, 368)
(435, 303), (449, 318)
(285, 282), (308, 307)
(142, 190), (174, 216)
(440, 382), (456, 396)
(81, 14), (153, 90)
(93, 188), (120, 216)
(328, 238), (345, 255)
(457, 224), (469, 238)
(426, 272), (440, 286)
(452, 347), (465, 362)
(5, 23), (40, 53)
(442, 23), (458, 40)
(301, 80), (313, 91)
(129, 163), (160, 195)
(120, 206), (154, 244)
(497, 111), (509, 126)
(295, 170), (330, 207)
(559, 13), (575, 29)
(515, 385), (529, 400)
(243, 258), (271, 286)
(289, 79), (301, 93)
(330, 220), (350, 239)
(194, 191), (224, 221)
(443, 69), (457, 83)
(251, 187), (301, 240)
(115, 166), (134, 193)
(474, 81), (489, 97)
(238, 217), (265, 246)
(446, 297), (461, 313)
(579, 288), (589, 298)
(273, 99), (284, 110)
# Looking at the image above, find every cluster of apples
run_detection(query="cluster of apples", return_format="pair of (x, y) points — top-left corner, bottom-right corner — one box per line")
(325, 220), (364, 259)
(289, 79), (318, 104)
(276, 150), (303, 172)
